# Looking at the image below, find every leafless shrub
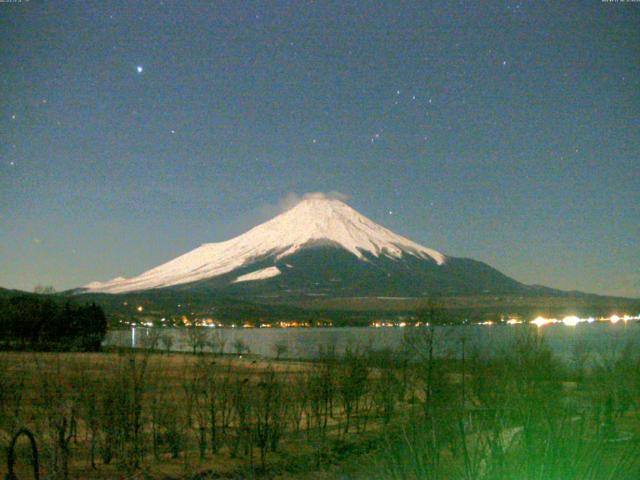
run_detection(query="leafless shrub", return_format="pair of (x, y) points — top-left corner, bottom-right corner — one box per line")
(33, 356), (77, 480)
(253, 366), (288, 470)
(273, 341), (288, 360)
(233, 338), (249, 356)
(209, 329), (227, 355)
(186, 324), (208, 355)
(337, 347), (369, 435)
(0, 356), (25, 445)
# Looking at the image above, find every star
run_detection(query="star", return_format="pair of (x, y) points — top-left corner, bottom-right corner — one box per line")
(11, 114), (16, 120)
(136, 65), (143, 73)
(9, 161), (15, 166)
(502, 60), (507, 66)
(312, 138), (317, 144)
(170, 129), (176, 134)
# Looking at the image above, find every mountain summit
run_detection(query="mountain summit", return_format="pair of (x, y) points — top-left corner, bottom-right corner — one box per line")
(85, 195), (448, 294)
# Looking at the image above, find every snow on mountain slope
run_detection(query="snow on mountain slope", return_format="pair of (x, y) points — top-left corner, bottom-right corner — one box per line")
(84, 194), (446, 293)
(232, 266), (281, 283)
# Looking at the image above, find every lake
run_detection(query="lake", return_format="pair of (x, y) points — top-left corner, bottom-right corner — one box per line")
(105, 322), (640, 363)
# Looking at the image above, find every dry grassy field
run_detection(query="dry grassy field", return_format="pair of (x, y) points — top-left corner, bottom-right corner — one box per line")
(2, 329), (640, 480)
(0, 349), (407, 479)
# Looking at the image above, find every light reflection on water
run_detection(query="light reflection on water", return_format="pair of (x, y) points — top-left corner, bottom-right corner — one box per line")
(105, 322), (640, 362)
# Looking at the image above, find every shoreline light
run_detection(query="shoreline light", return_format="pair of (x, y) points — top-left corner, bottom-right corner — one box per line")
(531, 316), (558, 327)
(562, 316), (581, 327)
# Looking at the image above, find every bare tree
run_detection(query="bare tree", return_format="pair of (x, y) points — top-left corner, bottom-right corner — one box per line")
(160, 333), (174, 353)
(139, 328), (160, 351)
(35, 356), (77, 480)
(210, 329), (228, 355)
(253, 366), (287, 470)
(337, 347), (368, 434)
(186, 324), (207, 355)
(233, 338), (249, 357)
(33, 285), (57, 294)
(273, 341), (288, 360)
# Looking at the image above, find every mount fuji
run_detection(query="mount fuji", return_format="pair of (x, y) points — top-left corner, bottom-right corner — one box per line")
(82, 194), (530, 298)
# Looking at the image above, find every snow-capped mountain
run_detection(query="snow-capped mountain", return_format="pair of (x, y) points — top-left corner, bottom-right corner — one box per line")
(84, 195), (446, 293)
(83, 194), (526, 297)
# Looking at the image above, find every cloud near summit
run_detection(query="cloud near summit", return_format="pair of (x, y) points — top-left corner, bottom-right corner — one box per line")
(235, 192), (352, 236)
(277, 191), (350, 212)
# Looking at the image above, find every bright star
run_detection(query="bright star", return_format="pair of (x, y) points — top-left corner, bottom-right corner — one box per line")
(136, 66), (143, 73)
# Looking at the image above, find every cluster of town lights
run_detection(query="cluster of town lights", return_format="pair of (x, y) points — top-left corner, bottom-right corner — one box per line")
(127, 306), (638, 329)
(368, 314), (640, 328)
(370, 321), (427, 328)
(529, 314), (640, 328)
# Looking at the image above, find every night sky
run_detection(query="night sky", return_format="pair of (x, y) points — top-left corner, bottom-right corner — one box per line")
(1, 1), (639, 297)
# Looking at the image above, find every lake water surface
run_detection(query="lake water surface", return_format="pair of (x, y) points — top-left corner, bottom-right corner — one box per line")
(105, 322), (640, 363)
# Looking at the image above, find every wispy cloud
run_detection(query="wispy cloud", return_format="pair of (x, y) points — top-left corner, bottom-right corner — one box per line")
(273, 191), (351, 213)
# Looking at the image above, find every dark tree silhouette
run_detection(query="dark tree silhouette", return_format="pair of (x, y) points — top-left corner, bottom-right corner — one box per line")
(0, 295), (107, 351)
